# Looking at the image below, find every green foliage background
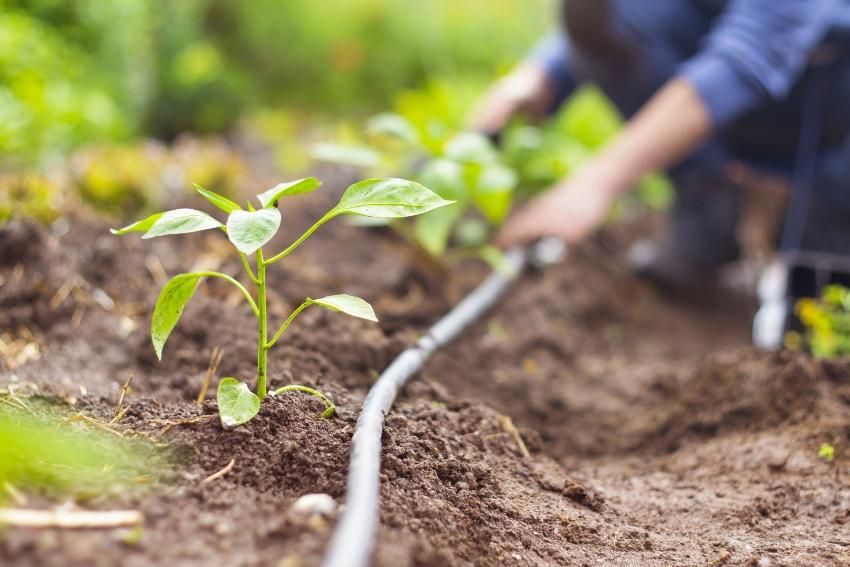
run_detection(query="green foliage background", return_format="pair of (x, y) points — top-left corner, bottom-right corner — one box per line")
(1, 0), (553, 167)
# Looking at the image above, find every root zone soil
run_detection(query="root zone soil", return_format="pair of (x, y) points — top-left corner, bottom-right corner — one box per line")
(2, 176), (850, 566)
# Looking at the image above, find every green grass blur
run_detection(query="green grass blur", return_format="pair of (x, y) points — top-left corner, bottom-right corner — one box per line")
(0, 405), (161, 502)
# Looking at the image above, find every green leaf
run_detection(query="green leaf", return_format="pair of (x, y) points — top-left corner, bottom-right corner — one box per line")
(418, 158), (466, 202)
(332, 178), (454, 219)
(111, 212), (164, 235)
(217, 378), (261, 427)
(415, 204), (463, 256)
(226, 208), (281, 255)
(367, 113), (420, 144)
(308, 294), (378, 322)
(455, 217), (489, 247)
(195, 184), (242, 214)
(310, 143), (381, 168)
(151, 273), (203, 360)
(256, 178), (322, 208)
(142, 209), (223, 239)
(471, 164), (517, 224)
(443, 132), (499, 165)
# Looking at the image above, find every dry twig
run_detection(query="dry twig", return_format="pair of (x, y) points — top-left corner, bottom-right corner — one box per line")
(0, 508), (142, 529)
(497, 414), (530, 458)
(66, 414), (123, 437)
(202, 458), (235, 484)
(111, 375), (134, 424)
(196, 347), (223, 406)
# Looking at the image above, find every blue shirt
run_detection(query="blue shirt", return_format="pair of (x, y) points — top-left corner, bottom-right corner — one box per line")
(531, 0), (850, 128)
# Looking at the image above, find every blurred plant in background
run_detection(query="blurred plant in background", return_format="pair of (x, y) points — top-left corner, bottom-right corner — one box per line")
(0, 135), (246, 226)
(68, 136), (246, 216)
(309, 77), (671, 261)
(501, 87), (673, 210)
(787, 284), (850, 358)
(0, 1), (145, 167)
(70, 143), (169, 215)
(0, 173), (65, 225)
(211, 0), (550, 114)
(1, 0), (553, 169)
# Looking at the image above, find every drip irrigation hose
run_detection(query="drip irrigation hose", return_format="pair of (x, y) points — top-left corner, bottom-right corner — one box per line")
(321, 239), (565, 567)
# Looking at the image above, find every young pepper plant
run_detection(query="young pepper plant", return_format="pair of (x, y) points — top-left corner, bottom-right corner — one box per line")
(112, 177), (452, 426)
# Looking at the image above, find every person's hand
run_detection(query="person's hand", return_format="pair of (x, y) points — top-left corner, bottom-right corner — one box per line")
(496, 163), (623, 248)
(468, 62), (555, 135)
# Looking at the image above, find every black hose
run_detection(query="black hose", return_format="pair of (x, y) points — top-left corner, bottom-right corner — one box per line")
(321, 247), (530, 567)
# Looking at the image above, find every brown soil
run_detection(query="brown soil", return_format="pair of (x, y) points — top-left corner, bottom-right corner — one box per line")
(2, 172), (850, 567)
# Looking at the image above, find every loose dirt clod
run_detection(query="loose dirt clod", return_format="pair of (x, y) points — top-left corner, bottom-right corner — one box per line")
(292, 493), (337, 516)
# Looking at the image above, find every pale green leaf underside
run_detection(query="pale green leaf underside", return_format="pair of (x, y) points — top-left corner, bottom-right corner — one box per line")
(256, 178), (321, 208)
(309, 294), (378, 322)
(111, 212), (164, 235)
(333, 178), (454, 219)
(418, 158), (466, 202)
(443, 132), (499, 165)
(310, 143), (381, 168)
(226, 208), (281, 255)
(414, 202), (464, 256)
(195, 184), (242, 214)
(142, 209), (223, 239)
(151, 273), (203, 360)
(217, 378), (260, 427)
(367, 113), (420, 144)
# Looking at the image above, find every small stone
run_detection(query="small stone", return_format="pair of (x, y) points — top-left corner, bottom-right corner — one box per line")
(292, 493), (337, 516)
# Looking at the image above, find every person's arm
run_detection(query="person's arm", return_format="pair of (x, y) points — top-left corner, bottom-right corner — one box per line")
(498, 0), (835, 247)
(468, 33), (578, 134)
(497, 77), (711, 246)
(679, 0), (833, 128)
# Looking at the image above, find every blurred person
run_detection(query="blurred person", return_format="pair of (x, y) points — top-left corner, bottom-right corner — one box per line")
(475, 0), (850, 290)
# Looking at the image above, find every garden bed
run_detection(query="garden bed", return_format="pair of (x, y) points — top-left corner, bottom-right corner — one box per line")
(2, 172), (850, 567)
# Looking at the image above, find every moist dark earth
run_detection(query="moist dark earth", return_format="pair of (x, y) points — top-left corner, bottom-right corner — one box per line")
(2, 170), (850, 566)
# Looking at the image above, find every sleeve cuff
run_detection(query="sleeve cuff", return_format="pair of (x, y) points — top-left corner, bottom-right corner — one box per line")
(527, 33), (576, 110)
(679, 54), (764, 129)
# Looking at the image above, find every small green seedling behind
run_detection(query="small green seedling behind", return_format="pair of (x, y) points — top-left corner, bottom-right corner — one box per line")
(114, 177), (451, 426)
(788, 284), (850, 358)
(313, 113), (518, 266)
(818, 442), (836, 462)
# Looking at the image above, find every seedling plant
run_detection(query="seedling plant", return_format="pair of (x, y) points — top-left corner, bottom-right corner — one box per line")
(113, 177), (451, 426)
(313, 112), (519, 265)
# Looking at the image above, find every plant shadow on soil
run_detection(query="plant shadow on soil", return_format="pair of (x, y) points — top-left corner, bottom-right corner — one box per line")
(2, 171), (850, 566)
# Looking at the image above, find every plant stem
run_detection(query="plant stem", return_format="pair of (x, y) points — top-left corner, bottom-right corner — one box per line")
(265, 211), (336, 265)
(195, 271), (259, 316)
(256, 250), (268, 400)
(239, 252), (259, 284)
(266, 301), (311, 350)
(271, 384), (335, 418)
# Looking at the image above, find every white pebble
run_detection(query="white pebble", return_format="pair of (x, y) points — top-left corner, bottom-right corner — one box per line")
(292, 493), (337, 516)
